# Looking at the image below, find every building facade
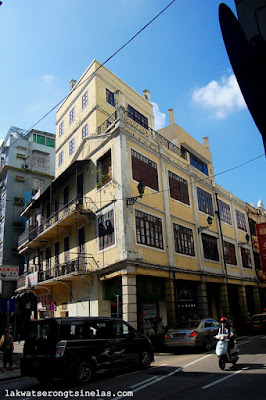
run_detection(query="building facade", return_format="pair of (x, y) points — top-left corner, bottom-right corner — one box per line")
(17, 60), (266, 334)
(0, 127), (55, 331)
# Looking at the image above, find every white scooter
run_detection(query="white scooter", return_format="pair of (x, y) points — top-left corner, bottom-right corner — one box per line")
(214, 332), (239, 370)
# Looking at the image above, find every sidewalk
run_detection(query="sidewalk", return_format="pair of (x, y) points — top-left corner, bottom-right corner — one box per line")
(0, 341), (24, 381)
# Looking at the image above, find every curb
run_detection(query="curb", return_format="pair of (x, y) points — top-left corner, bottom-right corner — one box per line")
(0, 370), (22, 382)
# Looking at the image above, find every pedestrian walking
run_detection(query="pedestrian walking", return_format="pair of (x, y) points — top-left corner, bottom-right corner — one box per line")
(0, 328), (14, 371)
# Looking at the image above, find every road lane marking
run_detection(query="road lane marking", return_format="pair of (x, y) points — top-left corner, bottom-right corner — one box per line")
(183, 354), (212, 368)
(201, 367), (249, 389)
(112, 353), (221, 399)
(130, 376), (158, 388)
(130, 367), (183, 394)
(113, 354), (213, 399)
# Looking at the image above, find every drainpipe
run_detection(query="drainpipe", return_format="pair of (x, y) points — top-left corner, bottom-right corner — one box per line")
(215, 192), (227, 275)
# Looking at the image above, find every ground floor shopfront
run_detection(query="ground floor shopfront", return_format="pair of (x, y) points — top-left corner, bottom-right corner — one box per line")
(23, 264), (264, 335)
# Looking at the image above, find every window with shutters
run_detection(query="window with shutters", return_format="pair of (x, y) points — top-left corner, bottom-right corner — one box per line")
(169, 171), (190, 205)
(236, 210), (247, 231)
(131, 149), (158, 192)
(135, 210), (164, 250)
(127, 105), (148, 129)
(173, 223), (195, 256)
(197, 188), (214, 216)
(202, 234), (219, 261)
(224, 241), (237, 265)
(82, 92), (88, 109)
(218, 199), (232, 225)
(106, 89), (115, 106)
(98, 210), (115, 250)
(241, 247), (252, 269)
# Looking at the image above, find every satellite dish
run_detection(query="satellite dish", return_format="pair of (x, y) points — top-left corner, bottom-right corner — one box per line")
(219, 3), (266, 152)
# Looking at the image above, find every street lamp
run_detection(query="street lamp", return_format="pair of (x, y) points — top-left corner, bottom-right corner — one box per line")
(126, 181), (145, 205)
(238, 234), (250, 247)
(198, 216), (213, 233)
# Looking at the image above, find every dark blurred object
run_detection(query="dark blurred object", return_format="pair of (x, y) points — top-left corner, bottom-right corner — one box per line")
(219, 3), (266, 152)
(246, 313), (266, 334)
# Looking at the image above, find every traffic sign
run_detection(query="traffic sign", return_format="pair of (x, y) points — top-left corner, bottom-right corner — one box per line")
(1, 298), (15, 313)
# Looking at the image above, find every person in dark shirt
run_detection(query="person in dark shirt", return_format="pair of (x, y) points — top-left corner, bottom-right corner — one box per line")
(0, 328), (14, 371)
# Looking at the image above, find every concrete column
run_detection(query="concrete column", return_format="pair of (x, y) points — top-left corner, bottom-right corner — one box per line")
(238, 285), (248, 323)
(161, 158), (175, 267)
(253, 286), (261, 314)
(220, 283), (230, 317)
(122, 275), (137, 329)
(197, 281), (208, 318)
(165, 278), (176, 327)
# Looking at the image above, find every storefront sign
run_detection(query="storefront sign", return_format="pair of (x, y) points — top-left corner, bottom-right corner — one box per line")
(37, 294), (51, 311)
(105, 278), (122, 300)
(0, 266), (19, 281)
(25, 271), (38, 287)
(256, 222), (266, 273)
(137, 276), (165, 301)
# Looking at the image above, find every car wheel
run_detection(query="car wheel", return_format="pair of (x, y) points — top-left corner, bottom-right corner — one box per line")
(77, 360), (93, 384)
(203, 337), (211, 352)
(139, 351), (152, 369)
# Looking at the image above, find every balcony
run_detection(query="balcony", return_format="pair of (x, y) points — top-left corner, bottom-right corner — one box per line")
(18, 195), (95, 251)
(99, 107), (184, 159)
(38, 255), (98, 283)
(17, 273), (27, 290)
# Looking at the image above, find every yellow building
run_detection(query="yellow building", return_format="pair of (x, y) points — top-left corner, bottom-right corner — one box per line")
(17, 60), (265, 333)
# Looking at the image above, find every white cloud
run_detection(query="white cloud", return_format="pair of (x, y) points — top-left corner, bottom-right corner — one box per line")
(191, 74), (246, 119)
(152, 102), (166, 130)
(43, 74), (56, 83)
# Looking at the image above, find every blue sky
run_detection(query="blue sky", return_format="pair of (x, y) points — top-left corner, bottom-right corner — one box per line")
(0, 0), (265, 207)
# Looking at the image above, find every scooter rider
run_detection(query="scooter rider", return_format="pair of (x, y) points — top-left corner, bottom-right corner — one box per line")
(219, 317), (235, 354)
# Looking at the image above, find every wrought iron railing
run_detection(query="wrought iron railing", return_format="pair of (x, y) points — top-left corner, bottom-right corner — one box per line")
(38, 255), (98, 282)
(17, 273), (26, 289)
(96, 107), (185, 160)
(18, 196), (85, 249)
(122, 108), (184, 158)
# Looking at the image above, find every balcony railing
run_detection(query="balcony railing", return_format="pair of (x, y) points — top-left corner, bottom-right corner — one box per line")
(122, 108), (184, 158)
(97, 111), (118, 135)
(38, 255), (97, 282)
(17, 273), (27, 289)
(18, 195), (91, 249)
(96, 107), (186, 160)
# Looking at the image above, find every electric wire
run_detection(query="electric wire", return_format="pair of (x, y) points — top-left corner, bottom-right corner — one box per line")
(0, 152), (264, 207)
(2, 0), (177, 150)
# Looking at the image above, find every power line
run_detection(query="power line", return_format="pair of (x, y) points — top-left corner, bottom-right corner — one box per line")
(3, 0), (177, 150)
(1, 152), (263, 208)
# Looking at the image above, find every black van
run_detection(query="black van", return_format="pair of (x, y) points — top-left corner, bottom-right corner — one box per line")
(21, 317), (154, 384)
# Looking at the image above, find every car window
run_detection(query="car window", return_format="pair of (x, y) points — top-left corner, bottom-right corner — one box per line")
(173, 320), (200, 330)
(251, 315), (266, 322)
(89, 322), (113, 339)
(205, 320), (219, 328)
(61, 322), (91, 340)
(112, 322), (132, 339)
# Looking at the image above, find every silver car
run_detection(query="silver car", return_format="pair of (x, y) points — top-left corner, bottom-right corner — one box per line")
(164, 318), (219, 351)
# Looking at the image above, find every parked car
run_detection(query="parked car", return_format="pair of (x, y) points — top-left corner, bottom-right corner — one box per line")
(246, 313), (266, 334)
(21, 317), (154, 384)
(164, 318), (219, 351)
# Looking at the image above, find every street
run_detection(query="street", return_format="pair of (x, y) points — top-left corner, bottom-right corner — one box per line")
(1, 334), (266, 400)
